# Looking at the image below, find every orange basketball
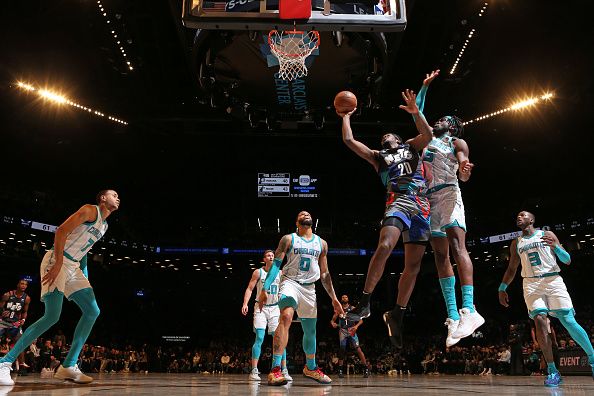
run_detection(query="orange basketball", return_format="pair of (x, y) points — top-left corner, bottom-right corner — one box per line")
(334, 91), (357, 113)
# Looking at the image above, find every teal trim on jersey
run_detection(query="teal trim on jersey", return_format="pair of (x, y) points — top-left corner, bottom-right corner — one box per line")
(297, 233), (315, 243)
(426, 184), (456, 195)
(521, 230), (540, 239)
(431, 231), (447, 238)
(524, 272), (560, 279)
(442, 220), (466, 232)
(63, 251), (79, 262)
(288, 233), (294, 253)
(278, 295), (297, 310)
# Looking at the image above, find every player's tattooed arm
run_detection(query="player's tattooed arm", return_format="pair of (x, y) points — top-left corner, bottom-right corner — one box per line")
(274, 234), (292, 260)
(319, 239), (345, 316)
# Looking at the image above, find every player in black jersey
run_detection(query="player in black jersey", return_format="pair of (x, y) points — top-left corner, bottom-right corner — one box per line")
(0, 280), (31, 372)
(330, 295), (370, 378)
(338, 90), (433, 347)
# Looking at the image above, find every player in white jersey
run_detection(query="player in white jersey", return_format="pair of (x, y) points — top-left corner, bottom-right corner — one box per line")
(416, 70), (484, 347)
(499, 211), (594, 387)
(241, 250), (292, 381)
(258, 211), (343, 386)
(0, 190), (119, 386)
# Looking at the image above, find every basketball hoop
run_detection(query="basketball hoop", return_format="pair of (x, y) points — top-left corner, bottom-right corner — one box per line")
(268, 30), (320, 81)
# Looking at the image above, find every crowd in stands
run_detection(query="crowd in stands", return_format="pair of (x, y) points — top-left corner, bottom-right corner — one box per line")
(2, 317), (592, 376)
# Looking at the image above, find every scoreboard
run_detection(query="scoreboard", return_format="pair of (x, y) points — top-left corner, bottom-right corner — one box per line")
(258, 173), (320, 198)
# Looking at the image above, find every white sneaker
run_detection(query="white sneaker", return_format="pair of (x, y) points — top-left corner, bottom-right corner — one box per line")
(0, 362), (14, 386)
(248, 367), (260, 381)
(54, 365), (93, 384)
(282, 368), (293, 381)
(445, 318), (461, 347)
(452, 308), (485, 339)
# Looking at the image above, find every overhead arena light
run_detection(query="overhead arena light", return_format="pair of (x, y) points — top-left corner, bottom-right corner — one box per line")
(463, 92), (554, 126)
(450, 2), (489, 75)
(14, 81), (128, 125)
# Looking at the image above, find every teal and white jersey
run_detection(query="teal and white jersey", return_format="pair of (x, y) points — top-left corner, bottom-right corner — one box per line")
(423, 134), (459, 192)
(517, 230), (560, 278)
(256, 267), (281, 305)
(62, 206), (108, 262)
(283, 233), (322, 284)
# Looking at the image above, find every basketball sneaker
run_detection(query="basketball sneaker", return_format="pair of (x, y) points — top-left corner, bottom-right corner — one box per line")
(350, 303), (371, 319)
(544, 372), (562, 387)
(363, 367), (370, 378)
(338, 369), (344, 378)
(444, 318), (461, 347)
(303, 366), (332, 384)
(54, 365), (93, 384)
(267, 366), (287, 386)
(451, 308), (484, 339)
(249, 367), (260, 381)
(383, 310), (404, 349)
(281, 368), (293, 381)
(0, 362), (14, 386)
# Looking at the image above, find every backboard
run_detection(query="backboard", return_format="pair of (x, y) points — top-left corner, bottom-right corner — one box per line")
(182, 0), (407, 32)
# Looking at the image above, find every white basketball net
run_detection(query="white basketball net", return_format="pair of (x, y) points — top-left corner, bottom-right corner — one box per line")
(268, 30), (320, 81)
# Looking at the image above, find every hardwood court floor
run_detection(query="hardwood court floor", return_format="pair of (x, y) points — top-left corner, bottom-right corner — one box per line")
(2, 372), (592, 395)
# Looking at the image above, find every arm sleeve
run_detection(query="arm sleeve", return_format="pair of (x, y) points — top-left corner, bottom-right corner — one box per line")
(416, 84), (428, 114)
(263, 258), (282, 290)
(553, 245), (571, 264)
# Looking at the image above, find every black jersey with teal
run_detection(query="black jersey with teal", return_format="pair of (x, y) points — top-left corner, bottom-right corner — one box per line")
(377, 144), (426, 194)
(2, 291), (27, 323)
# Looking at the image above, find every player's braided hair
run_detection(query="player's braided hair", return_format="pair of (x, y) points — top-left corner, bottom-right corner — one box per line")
(445, 115), (464, 137)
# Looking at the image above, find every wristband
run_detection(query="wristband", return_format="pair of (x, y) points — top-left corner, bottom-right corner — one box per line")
(498, 282), (508, 292)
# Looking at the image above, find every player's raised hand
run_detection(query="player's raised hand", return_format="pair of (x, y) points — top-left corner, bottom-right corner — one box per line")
(257, 290), (268, 311)
(541, 233), (557, 248)
(423, 70), (440, 86)
(336, 108), (357, 119)
(398, 90), (419, 114)
(498, 290), (510, 307)
(241, 304), (249, 316)
(332, 298), (345, 316)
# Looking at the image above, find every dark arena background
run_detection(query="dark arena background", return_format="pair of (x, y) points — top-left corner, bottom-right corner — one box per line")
(1, 0), (593, 394)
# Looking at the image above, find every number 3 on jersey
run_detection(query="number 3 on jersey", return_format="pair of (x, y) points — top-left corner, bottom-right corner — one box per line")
(527, 252), (542, 266)
(299, 257), (311, 271)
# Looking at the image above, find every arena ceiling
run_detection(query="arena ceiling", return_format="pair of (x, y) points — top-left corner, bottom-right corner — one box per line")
(0, 0), (591, 243)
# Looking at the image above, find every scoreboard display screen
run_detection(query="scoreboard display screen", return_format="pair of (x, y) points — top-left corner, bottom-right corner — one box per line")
(258, 173), (320, 198)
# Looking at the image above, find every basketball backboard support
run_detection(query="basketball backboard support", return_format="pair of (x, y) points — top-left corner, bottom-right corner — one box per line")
(182, 0), (406, 32)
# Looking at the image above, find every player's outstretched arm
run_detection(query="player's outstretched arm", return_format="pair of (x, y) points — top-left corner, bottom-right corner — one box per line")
(338, 109), (379, 172)
(242, 269), (260, 315)
(542, 231), (571, 264)
(454, 139), (474, 182)
(400, 89), (433, 152)
(498, 239), (521, 307)
(416, 69), (439, 113)
(318, 239), (344, 316)
(258, 234), (291, 310)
